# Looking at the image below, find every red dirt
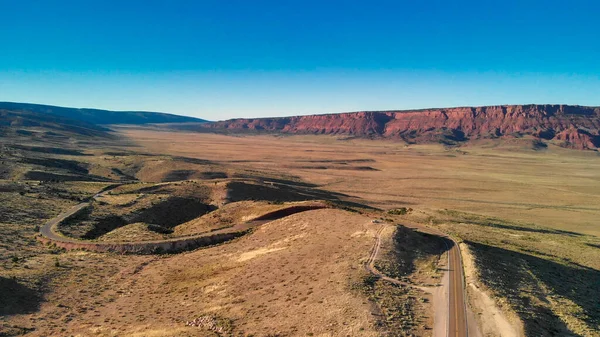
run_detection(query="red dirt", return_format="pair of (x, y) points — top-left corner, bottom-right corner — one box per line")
(554, 127), (600, 149)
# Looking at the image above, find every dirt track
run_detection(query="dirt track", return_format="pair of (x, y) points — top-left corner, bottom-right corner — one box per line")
(38, 185), (328, 254)
(366, 222), (469, 337)
(38, 183), (466, 334)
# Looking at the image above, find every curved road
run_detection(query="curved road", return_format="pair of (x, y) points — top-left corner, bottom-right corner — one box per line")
(366, 222), (468, 337)
(40, 185), (119, 241)
(40, 184), (468, 335)
(38, 184), (327, 254)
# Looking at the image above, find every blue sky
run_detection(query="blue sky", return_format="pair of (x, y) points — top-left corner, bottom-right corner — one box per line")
(1, 0), (599, 120)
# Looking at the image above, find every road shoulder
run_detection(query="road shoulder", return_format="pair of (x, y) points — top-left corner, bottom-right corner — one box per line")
(460, 242), (523, 337)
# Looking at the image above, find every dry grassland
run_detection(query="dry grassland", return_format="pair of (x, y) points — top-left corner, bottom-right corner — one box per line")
(118, 129), (600, 335)
(7, 209), (383, 336)
(3, 128), (600, 336)
(121, 130), (600, 237)
(425, 209), (600, 336)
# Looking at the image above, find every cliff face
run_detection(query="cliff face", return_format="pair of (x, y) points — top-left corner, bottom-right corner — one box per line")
(207, 105), (600, 150)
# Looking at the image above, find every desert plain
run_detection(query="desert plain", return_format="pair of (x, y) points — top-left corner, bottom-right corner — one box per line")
(1, 125), (599, 337)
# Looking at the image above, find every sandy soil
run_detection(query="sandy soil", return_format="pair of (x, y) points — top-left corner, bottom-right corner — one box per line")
(432, 257), (449, 337)
(11, 209), (383, 336)
(5, 130), (600, 336)
(173, 201), (285, 236)
(460, 243), (524, 337)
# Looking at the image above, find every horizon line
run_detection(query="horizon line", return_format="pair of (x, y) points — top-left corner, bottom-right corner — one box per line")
(2, 100), (598, 121)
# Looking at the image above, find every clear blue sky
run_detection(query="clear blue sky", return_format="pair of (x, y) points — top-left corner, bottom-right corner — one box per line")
(1, 0), (599, 120)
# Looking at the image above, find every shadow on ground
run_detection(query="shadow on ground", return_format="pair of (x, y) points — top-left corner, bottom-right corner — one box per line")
(466, 240), (600, 336)
(376, 225), (447, 280)
(473, 222), (584, 237)
(59, 197), (216, 239)
(440, 210), (585, 237)
(0, 277), (42, 316)
(226, 180), (377, 211)
(233, 173), (319, 188)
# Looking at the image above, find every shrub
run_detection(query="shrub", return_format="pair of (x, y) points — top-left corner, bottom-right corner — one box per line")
(388, 207), (413, 215)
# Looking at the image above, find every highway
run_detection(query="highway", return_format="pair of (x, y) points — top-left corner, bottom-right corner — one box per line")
(367, 222), (469, 337)
(445, 237), (468, 337)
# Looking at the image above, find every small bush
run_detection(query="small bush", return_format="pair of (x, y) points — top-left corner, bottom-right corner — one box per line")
(363, 274), (379, 287)
(147, 224), (174, 234)
(388, 207), (413, 215)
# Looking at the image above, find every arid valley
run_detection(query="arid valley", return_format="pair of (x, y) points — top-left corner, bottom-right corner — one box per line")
(1, 103), (599, 337)
(3, 2), (600, 335)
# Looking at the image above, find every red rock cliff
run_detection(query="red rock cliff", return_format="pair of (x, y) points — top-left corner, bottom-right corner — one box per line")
(205, 105), (600, 149)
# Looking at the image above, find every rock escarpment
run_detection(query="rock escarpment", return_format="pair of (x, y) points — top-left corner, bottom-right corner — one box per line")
(206, 105), (600, 150)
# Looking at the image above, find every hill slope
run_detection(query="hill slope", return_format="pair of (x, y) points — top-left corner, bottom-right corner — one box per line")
(0, 109), (112, 139)
(205, 104), (600, 150)
(0, 102), (206, 125)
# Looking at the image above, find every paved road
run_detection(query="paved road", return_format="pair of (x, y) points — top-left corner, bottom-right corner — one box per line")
(367, 222), (468, 337)
(39, 185), (121, 242)
(445, 237), (468, 337)
(402, 222), (468, 337)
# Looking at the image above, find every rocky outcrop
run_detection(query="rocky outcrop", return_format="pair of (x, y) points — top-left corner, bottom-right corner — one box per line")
(205, 105), (600, 150)
(554, 128), (600, 150)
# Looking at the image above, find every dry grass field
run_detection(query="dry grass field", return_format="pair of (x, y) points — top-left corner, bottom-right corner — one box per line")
(2, 127), (600, 336)
(121, 129), (600, 237)
(117, 128), (600, 335)
(1, 132), (412, 336)
(3, 205), (395, 336)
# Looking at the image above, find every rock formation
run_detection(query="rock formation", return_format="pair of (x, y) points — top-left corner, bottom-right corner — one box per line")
(205, 105), (600, 149)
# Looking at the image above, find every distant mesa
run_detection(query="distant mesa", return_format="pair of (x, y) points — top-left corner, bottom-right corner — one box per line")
(3, 101), (600, 150)
(202, 104), (600, 150)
